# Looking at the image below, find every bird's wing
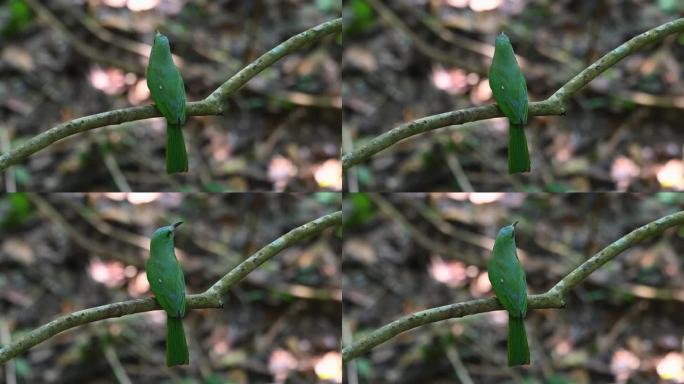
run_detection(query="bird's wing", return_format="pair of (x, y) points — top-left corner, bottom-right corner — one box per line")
(147, 257), (186, 317)
(147, 63), (186, 125)
(489, 66), (528, 125)
(488, 254), (528, 317)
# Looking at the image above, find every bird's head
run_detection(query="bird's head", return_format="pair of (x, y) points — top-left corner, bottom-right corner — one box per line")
(497, 221), (518, 238)
(152, 221), (183, 239)
(153, 31), (170, 47)
(495, 32), (511, 47)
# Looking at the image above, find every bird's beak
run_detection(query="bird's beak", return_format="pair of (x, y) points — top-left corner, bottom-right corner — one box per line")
(512, 220), (519, 228)
(172, 221), (184, 230)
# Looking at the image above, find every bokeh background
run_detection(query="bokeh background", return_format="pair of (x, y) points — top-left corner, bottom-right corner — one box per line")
(0, 0), (341, 191)
(343, 192), (684, 383)
(343, 1), (684, 191)
(0, 192), (342, 383)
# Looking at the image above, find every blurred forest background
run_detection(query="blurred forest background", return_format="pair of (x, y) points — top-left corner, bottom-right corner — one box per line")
(0, 0), (341, 192)
(343, 0), (684, 191)
(343, 193), (684, 383)
(0, 193), (342, 383)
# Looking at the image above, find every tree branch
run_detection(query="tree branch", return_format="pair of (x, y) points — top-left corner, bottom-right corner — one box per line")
(0, 210), (342, 365)
(342, 210), (684, 362)
(342, 17), (684, 169)
(0, 18), (342, 172)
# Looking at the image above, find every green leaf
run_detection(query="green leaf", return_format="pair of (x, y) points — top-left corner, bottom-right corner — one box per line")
(343, 0), (375, 38)
(13, 166), (31, 186)
(316, 0), (342, 12)
(343, 192), (374, 229)
(657, 192), (684, 205)
(544, 182), (570, 193)
(14, 358), (31, 377)
(245, 289), (267, 302)
(0, 192), (32, 228)
(1, 0), (33, 37)
(355, 165), (373, 187)
(204, 375), (235, 384)
(657, 0), (684, 12)
(315, 191), (342, 205)
(547, 375), (577, 384)
(203, 182), (230, 192)
(354, 357), (373, 378)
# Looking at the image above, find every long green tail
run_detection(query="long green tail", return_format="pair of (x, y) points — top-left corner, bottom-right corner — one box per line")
(166, 123), (188, 174)
(507, 315), (529, 366)
(508, 123), (530, 174)
(166, 315), (189, 366)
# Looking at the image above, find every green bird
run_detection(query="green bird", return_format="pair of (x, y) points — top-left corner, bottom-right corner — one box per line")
(147, 221), (189, 366)
(487, 221), (530, 366)
(147, 31), (188, 174)
(488, 32), (530, 174)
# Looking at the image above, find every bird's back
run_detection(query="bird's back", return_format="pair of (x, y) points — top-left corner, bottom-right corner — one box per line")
(488, 233), (528, 317)
(489, 34), (528, 125)
(147, 236), (186, 317)
(147, 36), (186, 125)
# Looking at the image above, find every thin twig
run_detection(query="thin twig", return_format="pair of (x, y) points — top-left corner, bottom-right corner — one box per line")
(369, 194), (482, 265)
(0, 126), (15, 192)
(58, 196), (151, 250)
(342, 124), (359, 192)
(441, 142), (474, 192)
(28, 194), (143, 267)
(23, 0), (140, 72)
(365, 0), (481, 72)
(342, 17), (684, 169)
(342, 210), (684, 362)
(0, 18), (342, 172)
(0, 210), (342, 364)
(0, 318), (16, 384)
(444, 342), (474, 384)
(61, 5), (150, 57)
(98, 137), (132, 192)
(342, 317), (359, 384)
(103, 343), (133, 384)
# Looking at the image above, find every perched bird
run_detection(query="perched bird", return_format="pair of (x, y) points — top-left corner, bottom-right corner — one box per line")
(488, 32), (530, 174)
(487, 221), (530, 366)
(147, 221), (189, 366)
(147, 32), (188, 174)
